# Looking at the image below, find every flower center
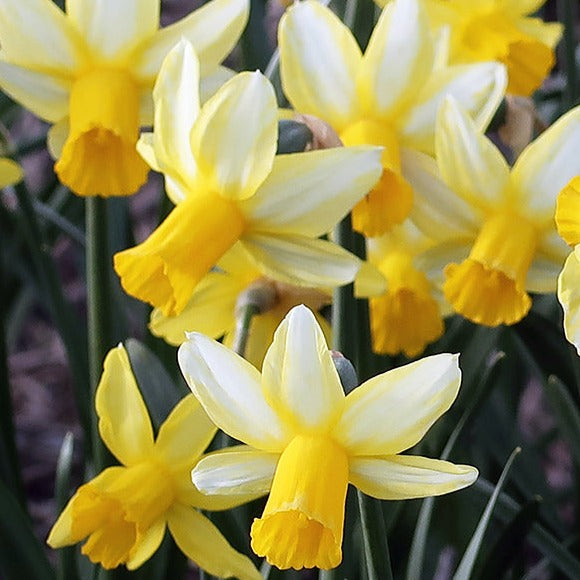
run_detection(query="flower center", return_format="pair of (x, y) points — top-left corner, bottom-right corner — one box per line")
(55, 68), (149, 196)
(340, 119), (413, 236)
(251, 434), (349, 570)
(114, 190), (246, 317)
(444, 211), (538, 326)
(370, 251), (443, 357)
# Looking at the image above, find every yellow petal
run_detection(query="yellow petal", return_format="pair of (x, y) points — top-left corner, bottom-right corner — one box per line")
(556, 176), (580, 247)
(0, 158), (22, 188)
(96, 345), (154, 465)
(114, 190), (246, 316)
(168, 505), (262, 580)
(126, 519), (166, 570)
(558, 249), (580, 355)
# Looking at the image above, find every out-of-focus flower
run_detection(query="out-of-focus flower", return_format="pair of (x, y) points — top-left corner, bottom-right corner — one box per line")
(555, 177), (580, 353)
(0, 158), (23, 188)
(180, 305), (477, 570)
(115, 40), (383, 317)
(0, 0), (248, 196)
(278, 0), (506, 236)
(47, 345), (260, 578)
(406, 97), (580, 327)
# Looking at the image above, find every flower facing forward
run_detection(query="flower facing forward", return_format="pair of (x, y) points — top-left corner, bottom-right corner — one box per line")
(278, 0), (506, 236)
(47, 345), (260, 579)
(555, 177), (580, 353)
(114, 40), (383, 317)
(179, 305), (477, 570)
(406, 97), (580, 327)
(0, 0), (248, 196)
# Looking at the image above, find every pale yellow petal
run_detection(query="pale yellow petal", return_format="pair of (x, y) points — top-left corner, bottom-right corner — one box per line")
(190, 71), (277, 200)
(126, 519), (166, 570)
(168, 506), (261, 580)
(47, 118), (69, 159)
(527, 230), (568, 293)
(558, 249), (580, 355)
(334, 353), (461, 455)
(279, 0), (361, 131)
(0, 159), (22, 188)
(96, 345), (154, 465)
(349, 455), (478, 499)
(199, 66), (236, 103)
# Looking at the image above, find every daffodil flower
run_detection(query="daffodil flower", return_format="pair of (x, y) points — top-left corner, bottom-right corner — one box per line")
(0, 0), (248, 196)
(421, 0), (562, 96)
(278, 0), (506, 236)
(47, 344), (261, 579)
(0, 158), (23, 188)
(406, 97), (580, 327)
(114, 40), (383, 317)
(179, 305), (477, 570)
(367, 221), (453, 357)
(555, 177), (580, 353)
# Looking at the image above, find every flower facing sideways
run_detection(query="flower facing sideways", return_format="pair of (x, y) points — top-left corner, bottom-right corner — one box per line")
(179, 305), (477, 570)
(0, 0), (248, 196)
(47, 345), (260, 579)
(115, 40), (383, 317)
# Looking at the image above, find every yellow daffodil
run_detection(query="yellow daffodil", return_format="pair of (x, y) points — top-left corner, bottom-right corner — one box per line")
(180, 305), (477, 570)
(406, 97), (580, 327)
(420, 0), (562, 96)
(150, 243), (332, 368)
(367, 222), (453, 357)
(555, 177), (580, 353)
(0, 158), (22, 188)
(0, 0), (248, 196)
(278, 0), (506, 237)
(47, 345), (260, 578)
(114, 40), (383, 317)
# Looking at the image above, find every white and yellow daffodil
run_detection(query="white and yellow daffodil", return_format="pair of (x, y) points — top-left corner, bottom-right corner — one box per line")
(555, 177), (580, 353)
(0, 0), (248, 196)
(406, 96), (580, 327)
(278, 0), (506, 237)
(114, 40), (383, 317)
(180, 305), (477, 570)
(47, 345), (260, 578)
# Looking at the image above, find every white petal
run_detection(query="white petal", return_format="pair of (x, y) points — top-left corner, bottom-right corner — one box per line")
(334, 353), (461, 455)
(242, 146), (382, 236)
(527, 230), (569, 293)
(192, 447), (277, 495)
(240, 233), (361, 289)
(67, 0), (159, 60)
(350, 455), (478, 500)
(178, 333), (288, 451)
(279, 0), (361, 131)
(558, 249), (580, 354)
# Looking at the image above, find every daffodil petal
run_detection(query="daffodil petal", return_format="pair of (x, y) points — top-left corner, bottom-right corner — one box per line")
(358, 0), (433, 120)
(199, 66), (236, 102)
(192, 447), (277, 496)
(512, 105), (580, 224)
(135, 0), (249, 79)
(261, 305), (344, 431)
(178, 333), (288, 451)
(47, 118), (69, 159)
(279, 0), (361, 131)
(0, 60), (71, 122)
(558, 249), (580, 354)
(504, 0), (546, 16)
(0, 159), (22, 188)
(190, 71), (277, 200)
(334, 353), (461, 455)
(0, 0), (83, 72)
(349, 455), (478, 500)
(67, 0), (158, 60)
(243, 146), (382, 236)
(155, 395), (216, 469)
(401, 62), (507, 153)
(416, 241), (472, 291)
(402, 149), (481, 240)
(527, 230), (568, 293)
(151, 39), (199, 187)
(436, 97), (510, 211)
(241, 233), (361, 289)
(126, 519), (166, 570)
(96, 345), (154, 465)
(168, 505), (261, 580)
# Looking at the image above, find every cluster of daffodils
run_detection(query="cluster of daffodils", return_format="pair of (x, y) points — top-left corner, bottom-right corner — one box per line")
(1, 0), (578, 575)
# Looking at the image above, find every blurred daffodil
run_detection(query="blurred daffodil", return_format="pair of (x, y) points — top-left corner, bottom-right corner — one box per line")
(407, 97), (580, 327)
(0, 158), (23, 188)
(0, 0), (248, 196)
(180, 305), (477, 570)
(47, 344), (260, 578)
(115, 41), (383, 317)
(278, 0), (506, 236)
(555, 177), (580, 354)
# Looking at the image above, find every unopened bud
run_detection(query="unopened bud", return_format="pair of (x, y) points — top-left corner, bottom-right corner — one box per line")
(294, 113), (343, 150)
(331, 351), (358, 395)
(498, 96), (545, 158)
